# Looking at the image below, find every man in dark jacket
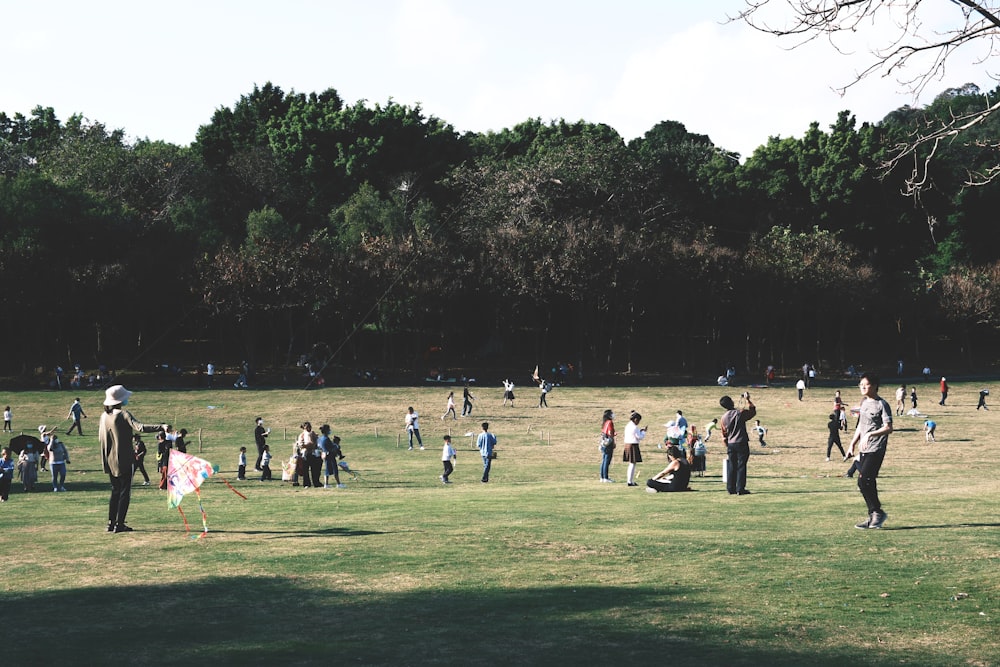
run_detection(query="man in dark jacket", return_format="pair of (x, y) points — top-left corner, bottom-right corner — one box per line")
(720, 393), (756, 496)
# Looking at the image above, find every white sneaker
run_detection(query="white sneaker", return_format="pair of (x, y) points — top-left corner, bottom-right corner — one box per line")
(605, 478), (615, 483)
(337, 483), (346, 488)
(419, 446), (425, 450)
(825, 457), (831, 462)
(324, 484), (330, 489)
(646, 487), (658, 493)
(142, 481), (150, 486)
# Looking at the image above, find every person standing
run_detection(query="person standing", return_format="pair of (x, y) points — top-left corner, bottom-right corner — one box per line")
(461, 383), (475, 417)
(318, 425), (345, 489)
(795, 378), (806, 401)
(237, 447), (248, 480)
(826, 413), (846, 461)
(206, 362), (215, 388)
(938, 377), (949, 406)
(622, 411), (646, 487)
(3, 406), (12, 432)
(910, 386), (918, 411)
(977, 388), (990, 410)
(440, 434), (456, 484)
(894, 385), (906, 416)
(476, 422), (497, 483)
(133, 434), (150, 486)
(0, 447), (14, 501)
(405, 407), (424, 450)
(720, 393), (756, 496)
(846, 374), (893, 530)
(260, 445), (273, 481)
(156, 431), (171, 490)
(18, 442), (39, 492)
(47, 434), (70, 492)
(599, 409), (616, 483)
(253, 417), (270, 471)
(502, 379), (516, 407)
(537, 379), (549, 408)
(99, 384), (163, 533)
(66, 397), (88, 436)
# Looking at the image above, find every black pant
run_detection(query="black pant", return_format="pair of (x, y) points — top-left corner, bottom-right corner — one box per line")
(726, 443), (749, 494)
(307, 457), (323, 487)
(443, 460), (454, 481)
(462, 399), (472, 416)
(134, 457), (149, 483)
(108, 472), (132, 527)
(857, 449), (886, 515)
(67, 419), (83, 435)
(827, 435), (845, 458)
(261, 464), (272, 481)
(0, 473), (11, 500)
(255, 445), (264, 470)
(238, 464), (246, 479)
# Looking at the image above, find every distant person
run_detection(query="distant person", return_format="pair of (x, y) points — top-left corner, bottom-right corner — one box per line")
(910, 387), (918, 411)
(47, 433), (70, 492)
(752, 419), (767, 447)
(846, 374), (892, 530)
(206, 362), (215, 388)
(939, 377), (949, 406)
(622, 411), (646, 487)
(894, 385), (906, 416)
(442, 391), (457, 420)
(476, 422), (497, 483)
(133, 434), (150, 486)
(826, 413), (845, 461)
(17, 442), (39, 492)
(237, 447), (248, 480)
(924, 419), (936, 442)
(440, 435), (456, 484)
(599, 409), (616, 483)
(720, 392), (756, 496)
(3, 406), (12, 432)
(0, 447), (14, 501)
(796, 378), (806, 401)
(502, 379), (516, 407)
(978, 388), (989, 410)
(405, 407), (423, 450)
(461, 383), (476, 417)
(99, 384), (164, 533)
(260, 444), (273, 481)
(703, 418), (718, 442)
(253, 417), (270, 470)
(66, 397), (88, 436)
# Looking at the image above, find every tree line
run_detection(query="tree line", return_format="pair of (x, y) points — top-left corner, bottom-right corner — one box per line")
(2, 81), (1000, 382)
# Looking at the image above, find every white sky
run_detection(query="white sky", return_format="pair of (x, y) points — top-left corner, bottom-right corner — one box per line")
(3, 0), (996, 159)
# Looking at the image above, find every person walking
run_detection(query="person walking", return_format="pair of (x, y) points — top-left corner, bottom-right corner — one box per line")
(66, 397), (88, 435)
(826, 413), (846, 461)
(752, 419), (768, 447)
(405, 407), (424, 450)
(939, 377), (949, 406)
(99, 384), (164, 533)
(442, 392), (458, 420)
(720, 393), (756, 495)
(461, 383), (475, 417)
(599, 409), (616, 483)
(977, 388), (989, 410)
(796, 378), (806, 401)
(846, 374), (892, 530)
(476, 422), (497, 483)
(133, 434), (150, 486)
(622, 411), (646, 487)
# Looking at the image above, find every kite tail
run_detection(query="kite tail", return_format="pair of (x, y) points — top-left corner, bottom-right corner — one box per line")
(177, 505), (192, 536)
(193, 487), (209, 539)
(220, 476), (248, 500)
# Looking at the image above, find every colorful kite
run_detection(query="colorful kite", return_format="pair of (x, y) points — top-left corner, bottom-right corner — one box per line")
(167, 449), (245, 539)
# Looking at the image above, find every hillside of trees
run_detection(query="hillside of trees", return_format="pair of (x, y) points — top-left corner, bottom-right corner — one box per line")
(2, 82), (1000, 384)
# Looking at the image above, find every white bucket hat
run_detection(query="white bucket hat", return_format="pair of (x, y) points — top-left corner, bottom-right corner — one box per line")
(103, 384), (133, 406)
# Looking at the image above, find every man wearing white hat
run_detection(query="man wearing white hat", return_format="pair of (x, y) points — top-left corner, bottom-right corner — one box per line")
(99, 385), (165, 533)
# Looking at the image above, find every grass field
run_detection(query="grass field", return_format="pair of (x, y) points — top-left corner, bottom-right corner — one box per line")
(1, 377), (997, 666)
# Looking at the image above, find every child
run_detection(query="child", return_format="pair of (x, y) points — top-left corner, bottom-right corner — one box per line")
(442, 392), (457, 420)
(237, 446), (248, 480)
(133, 434), (150, 486)
(321, 429), (346, 489)
(826, 413), (846, 461)
(924, 419), (937, 442)
(260, 444), (272, 481)
(753, 419), (768, 447)
(441, 435), (456, 484)
(703, 418), (718, 442)
(3, 406), (11, 432)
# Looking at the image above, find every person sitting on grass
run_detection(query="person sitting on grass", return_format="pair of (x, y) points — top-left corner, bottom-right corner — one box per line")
(645, 445), (692, 493)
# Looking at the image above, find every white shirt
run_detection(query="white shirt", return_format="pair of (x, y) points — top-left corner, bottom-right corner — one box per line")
(405, 412), (419, 431)
(624, 421), (645, 445)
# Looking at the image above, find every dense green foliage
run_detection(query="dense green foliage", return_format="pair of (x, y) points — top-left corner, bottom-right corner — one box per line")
(3, 82), (1000, 379)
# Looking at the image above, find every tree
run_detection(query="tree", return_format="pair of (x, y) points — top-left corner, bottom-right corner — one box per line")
(734, 0), (1000, 197)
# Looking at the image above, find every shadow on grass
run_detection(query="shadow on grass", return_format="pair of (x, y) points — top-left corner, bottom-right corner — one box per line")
(4, 577), (968, 667)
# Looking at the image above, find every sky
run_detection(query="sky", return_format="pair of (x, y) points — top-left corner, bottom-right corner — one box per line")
(3, 0), (996, 159)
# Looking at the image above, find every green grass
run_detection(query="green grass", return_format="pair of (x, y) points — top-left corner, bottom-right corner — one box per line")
(2, 380), (998, 666)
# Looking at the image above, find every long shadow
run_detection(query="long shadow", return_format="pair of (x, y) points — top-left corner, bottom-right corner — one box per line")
(882, 522), (1000, 531)
(3, 577), (975, 666)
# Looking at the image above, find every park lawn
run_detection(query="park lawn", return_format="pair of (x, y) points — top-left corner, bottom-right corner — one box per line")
(1, 379), (997, 666)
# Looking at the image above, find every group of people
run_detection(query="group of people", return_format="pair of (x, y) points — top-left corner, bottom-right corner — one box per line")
(286, 421), (347, 488)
